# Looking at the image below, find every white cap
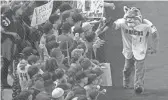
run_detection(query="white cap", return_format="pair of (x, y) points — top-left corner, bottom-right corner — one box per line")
(97, 85), (100, 90)
(72, 97), (78, 100)
(102, 89), (107, 93)
(52, 88), (64, 99)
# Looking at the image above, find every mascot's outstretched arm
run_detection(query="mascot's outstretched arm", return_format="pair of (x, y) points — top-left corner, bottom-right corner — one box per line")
(143, 19), (159, 53)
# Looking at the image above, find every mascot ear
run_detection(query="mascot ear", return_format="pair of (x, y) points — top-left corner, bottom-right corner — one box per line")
(123, 6), (130, 13)
(137, 8), (141, 10)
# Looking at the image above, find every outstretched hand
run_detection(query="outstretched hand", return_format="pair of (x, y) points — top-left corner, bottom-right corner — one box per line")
(93, 39), (105, 49)
(109, 3), (115, 10)
(104, 2), (115, 10)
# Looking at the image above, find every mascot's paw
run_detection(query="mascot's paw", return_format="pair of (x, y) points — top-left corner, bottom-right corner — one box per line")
(134, 86), (144, 94)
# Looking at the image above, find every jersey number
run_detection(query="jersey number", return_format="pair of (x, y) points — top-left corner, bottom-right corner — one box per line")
(139, 37), (142, 42)
(20, 73), (28, 81)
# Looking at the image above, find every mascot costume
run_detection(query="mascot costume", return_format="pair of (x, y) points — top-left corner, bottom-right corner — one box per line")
(113, 6), (159, 94)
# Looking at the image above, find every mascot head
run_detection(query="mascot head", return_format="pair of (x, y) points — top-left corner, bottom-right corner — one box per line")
(123, 6), (142, 27)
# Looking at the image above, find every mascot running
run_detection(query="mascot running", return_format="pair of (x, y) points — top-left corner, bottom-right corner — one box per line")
(113, 6), (159, 94)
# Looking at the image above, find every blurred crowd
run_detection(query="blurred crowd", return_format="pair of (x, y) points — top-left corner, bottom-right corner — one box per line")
(1, 1), (115, 100)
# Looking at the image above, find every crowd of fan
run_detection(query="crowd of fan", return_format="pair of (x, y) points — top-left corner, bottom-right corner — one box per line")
(1, 1), (114, 100)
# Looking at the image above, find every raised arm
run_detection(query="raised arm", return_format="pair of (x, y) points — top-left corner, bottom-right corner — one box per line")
(95, 23), (110, 36)
(95, 17), (117, 36)
(104, 2), (115, 10)
(95, 17), (123, 36)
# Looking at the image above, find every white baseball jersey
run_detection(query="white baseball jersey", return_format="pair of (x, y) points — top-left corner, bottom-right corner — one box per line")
(114, 18), (153, 60)
(17, 60), (31, 90)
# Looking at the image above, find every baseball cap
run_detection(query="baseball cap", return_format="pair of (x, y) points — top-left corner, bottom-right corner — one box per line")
(52, 88), (64, 99)
(22, 47), (37, 57)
